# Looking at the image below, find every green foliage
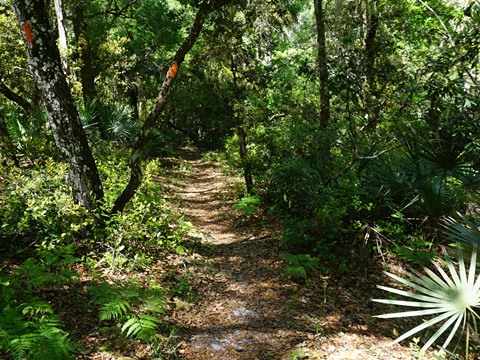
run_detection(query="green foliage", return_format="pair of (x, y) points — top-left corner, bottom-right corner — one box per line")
(394, 239), (435, 265)
(0, 159), (93, 247)
(233, 195), (261, 217)
(89, 280), (168, 342)
(1, 107), (55, 163)
(121, 313), (161, 339)
(169, 269), (196, 302)
(373, 245), (480, 356)
(5, 245), (78, 295)
(280, 253), (319, 280)
(0, 248), (77, 360)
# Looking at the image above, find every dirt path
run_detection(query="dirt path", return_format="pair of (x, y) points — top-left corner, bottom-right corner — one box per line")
(166, 148), (424, 360)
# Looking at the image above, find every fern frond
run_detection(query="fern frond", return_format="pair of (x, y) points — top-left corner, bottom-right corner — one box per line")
(121, 314), (160, 340)
(144, 302), (167, 314)
(9, 334), (32, 360)
(30, 328), (74, 360)
(22, 299), (54, 317)
(99, 299), (131, 321)
(9, 327), (74, 360)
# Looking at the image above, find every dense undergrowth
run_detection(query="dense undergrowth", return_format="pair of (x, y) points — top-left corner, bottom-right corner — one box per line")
(0, 135), (194, 359)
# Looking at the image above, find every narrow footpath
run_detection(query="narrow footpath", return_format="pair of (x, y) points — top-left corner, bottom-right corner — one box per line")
(165, 148), (422, 360)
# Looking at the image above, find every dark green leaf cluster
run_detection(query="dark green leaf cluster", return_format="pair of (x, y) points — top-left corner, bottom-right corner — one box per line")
(280, 253), (319, 280)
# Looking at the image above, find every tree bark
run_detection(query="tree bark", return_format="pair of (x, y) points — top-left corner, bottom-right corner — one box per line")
(364, 0), (380, 130)
(71, 0), (97, 103)
(0, 111), (20, 167)
(54, 0), (69, 73)
(314, 0), (330, 128)
(236, 125), (253, 194)
(229, 51), (253, 194)
(10, 0), (104, 210)
(112, 1), (223, 213)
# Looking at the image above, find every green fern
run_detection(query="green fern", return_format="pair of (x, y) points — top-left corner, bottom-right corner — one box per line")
(121, 313), (161, 340)
(280, 253), (319, 279)
(9, 327), (74, 360)
(89, 281), (168, 342)
(98, 299), (131, 321)
(1, 267), (75, 360)
(22, 299), (54, 317)
(1, 304), (74, 360)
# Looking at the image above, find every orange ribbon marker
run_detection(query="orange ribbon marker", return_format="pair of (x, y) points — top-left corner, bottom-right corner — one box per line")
(167, 63), (179, 79)
(21, 21), (34, 44)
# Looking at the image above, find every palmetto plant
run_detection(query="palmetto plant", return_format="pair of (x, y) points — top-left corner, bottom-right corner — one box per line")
(373, 244), (480, 355)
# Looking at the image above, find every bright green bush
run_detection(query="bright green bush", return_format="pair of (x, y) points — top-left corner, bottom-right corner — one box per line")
(0, 159), (93, 247)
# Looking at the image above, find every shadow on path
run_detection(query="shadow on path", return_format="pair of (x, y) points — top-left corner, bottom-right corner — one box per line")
(166, 147), (422, 360)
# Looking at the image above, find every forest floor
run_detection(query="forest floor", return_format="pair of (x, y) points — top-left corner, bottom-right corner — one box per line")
(1, 147), (445, 360)
(160, 147), (433, 360)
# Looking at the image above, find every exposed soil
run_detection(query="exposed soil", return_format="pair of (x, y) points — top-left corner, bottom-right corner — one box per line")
(164, 148), (427, 359)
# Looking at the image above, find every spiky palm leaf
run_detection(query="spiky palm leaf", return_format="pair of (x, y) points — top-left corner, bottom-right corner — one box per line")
(373, 244), (480, 353)
(443, 214), (480, 247)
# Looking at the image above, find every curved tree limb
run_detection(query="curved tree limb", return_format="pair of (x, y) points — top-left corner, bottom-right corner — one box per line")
(0, 80), (35, 115)
(112, 0), (230, 213)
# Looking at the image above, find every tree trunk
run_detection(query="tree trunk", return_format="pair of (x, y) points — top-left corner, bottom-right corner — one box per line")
(237, 125), (253, 194)
(229, 52), (253, 194)
(0, 111), (20, 167)
(54, 0), (69, 73)
(127, 83), (139, 122)
(364, 0), (380, 129)
(314, 0), (330, 128)
(112, 1), (220, 213)
(11, 0), (104, 211)
(71, 0), (97, 103)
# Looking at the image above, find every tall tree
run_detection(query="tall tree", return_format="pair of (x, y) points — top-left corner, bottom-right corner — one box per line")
(314, 0), (330, 128)
(9, 0), (232, 214)
(10, 0), (104, 210)
(54, 0), (69, 72)
(70, 0), (97, 103)
(0, 111), (19, 167)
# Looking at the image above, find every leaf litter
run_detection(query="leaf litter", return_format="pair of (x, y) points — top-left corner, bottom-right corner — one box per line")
(164, 148), (431, 359)
(0, 147), (441, 359)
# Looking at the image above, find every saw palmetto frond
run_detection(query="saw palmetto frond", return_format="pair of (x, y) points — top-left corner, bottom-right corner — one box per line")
(373, 245), (480, 353)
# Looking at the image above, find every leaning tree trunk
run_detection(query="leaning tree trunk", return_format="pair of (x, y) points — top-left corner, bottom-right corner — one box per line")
(111, 1), (222, 213)
(10, 0), (104, 211)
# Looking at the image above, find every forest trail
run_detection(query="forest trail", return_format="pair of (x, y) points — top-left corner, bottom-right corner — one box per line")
(165, 148), (421, 360)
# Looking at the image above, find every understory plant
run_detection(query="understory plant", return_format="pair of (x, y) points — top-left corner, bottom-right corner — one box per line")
(0, 246), (78, 360)
(88, 281), (168, 341)
(373, 244), (480, 356)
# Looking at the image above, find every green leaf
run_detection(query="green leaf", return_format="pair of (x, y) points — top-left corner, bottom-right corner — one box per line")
(373, 244), (480, 353)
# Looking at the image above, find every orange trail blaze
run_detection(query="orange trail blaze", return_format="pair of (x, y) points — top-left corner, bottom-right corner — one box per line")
(21, 22), (34, 44)
(168, 63), (179, 79)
